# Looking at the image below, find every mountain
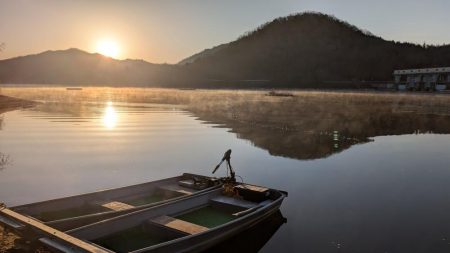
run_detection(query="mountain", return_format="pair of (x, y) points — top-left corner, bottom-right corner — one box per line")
(185, 12), (450, 87)
(0, 48), (190, 86)
(2, 12), (450, 87)
(178, 44), (229, 65)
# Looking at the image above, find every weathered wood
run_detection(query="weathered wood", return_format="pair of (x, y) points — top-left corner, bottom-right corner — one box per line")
(178, 180), (195, 188)
(150, 215), (208, 235)
(235, 184), (269, 193)
(101, 201), (134, 211)
(0, 208), (108, 253)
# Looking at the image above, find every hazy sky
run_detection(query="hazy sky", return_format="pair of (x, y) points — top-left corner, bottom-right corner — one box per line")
(1, 0), (450, 63)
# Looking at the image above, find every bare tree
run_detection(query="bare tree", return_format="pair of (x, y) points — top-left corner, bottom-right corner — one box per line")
(0, 153), (10, 171)
(0, 43), (3, 93)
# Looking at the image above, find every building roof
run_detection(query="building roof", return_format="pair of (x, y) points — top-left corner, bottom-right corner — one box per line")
(394, 67), (450, 75)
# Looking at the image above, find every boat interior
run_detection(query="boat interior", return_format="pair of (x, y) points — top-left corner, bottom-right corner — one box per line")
(12, 174), (217, 224)
(57, 183), (281, 253)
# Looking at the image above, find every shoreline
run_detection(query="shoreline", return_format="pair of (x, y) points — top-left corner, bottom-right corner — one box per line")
(0, 95), (37, 114)
(0, 226), (19, 253)
(0, 95), (36, 252)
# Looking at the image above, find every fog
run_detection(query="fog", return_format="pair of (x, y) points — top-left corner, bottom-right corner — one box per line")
(3, 87), (450, 160)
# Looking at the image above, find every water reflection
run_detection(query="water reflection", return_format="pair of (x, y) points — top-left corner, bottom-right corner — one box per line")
(206, 210), (286, 253)
(1, 99), (450, 252)
(102, 102), (118, 129)
(0, 117), (9, 171)
(192, 101), (450, 160)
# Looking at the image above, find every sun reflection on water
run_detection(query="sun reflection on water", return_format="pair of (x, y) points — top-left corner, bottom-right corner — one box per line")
(102, 102), (118, 129)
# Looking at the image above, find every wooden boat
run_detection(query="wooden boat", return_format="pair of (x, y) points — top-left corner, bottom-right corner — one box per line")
(0, 173), (220, 233)
(2, 182), (287, 253)
(0, 150), (287, 252)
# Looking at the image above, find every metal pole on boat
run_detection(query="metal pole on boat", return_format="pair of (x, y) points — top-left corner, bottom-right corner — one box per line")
(212, 149), (236, 182)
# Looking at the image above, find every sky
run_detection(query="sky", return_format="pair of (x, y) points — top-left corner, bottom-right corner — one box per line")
(1, 0), (450, 63)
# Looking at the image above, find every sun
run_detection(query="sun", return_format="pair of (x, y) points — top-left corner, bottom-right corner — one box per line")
(96, 39), (120, 58)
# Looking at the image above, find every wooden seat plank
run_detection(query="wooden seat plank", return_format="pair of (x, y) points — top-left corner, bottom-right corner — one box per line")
(150, 215), (208, 235)
(235, 184), (269, 193)
(101, 201), (135, 211)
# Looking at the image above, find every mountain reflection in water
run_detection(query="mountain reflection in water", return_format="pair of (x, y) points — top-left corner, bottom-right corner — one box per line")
(16, 93), (450, 161)
(2, 90), (450, 252)
(191, 95), (450, 160)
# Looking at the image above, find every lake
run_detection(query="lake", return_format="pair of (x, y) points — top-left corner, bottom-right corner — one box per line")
(1, 92), (450, 252)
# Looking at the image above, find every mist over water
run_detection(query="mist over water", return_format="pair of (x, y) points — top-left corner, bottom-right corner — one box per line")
(1, 88), (450, 252)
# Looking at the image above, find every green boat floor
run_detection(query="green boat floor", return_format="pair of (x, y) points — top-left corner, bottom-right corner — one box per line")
(92, 225), (170, 253)
(37, 204), (109, 222)
(176, 206), (236, 229)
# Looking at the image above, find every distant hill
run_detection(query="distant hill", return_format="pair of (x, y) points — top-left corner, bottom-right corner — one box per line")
(2, 12), (450, 88)
(0, 48), (189, 86)
(178, 44), (229, 65)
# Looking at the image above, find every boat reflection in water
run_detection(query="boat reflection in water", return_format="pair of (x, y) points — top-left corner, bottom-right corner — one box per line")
(206, 210), (287, 253)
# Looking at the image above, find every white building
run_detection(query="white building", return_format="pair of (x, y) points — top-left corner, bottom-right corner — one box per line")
(393, 67), (450, 91)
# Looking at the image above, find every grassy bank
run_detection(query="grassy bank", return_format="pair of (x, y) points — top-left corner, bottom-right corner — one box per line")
(0, 226), (18, 253)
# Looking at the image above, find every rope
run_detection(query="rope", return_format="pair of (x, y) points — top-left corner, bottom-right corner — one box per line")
(0, 203), (6, 210)
(236, 175), (244, 183)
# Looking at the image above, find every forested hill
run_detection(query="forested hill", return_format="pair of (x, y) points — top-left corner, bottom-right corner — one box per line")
(2, 12), (450, 88)
(184, 12), (450, 87)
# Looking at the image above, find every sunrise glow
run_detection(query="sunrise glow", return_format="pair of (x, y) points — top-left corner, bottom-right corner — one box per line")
(96, 39), (120, 58)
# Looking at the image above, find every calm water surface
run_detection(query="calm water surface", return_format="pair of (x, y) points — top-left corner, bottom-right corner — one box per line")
(1, 102), (450, 253)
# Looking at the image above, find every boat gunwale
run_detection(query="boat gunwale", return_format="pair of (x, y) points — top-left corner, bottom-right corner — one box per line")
(12, 173), (214, 211)
(12, 175), (182, 211)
